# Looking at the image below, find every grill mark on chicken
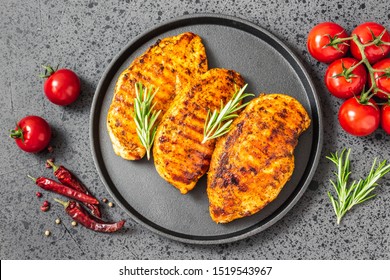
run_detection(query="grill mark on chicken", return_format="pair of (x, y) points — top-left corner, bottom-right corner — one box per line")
(153, 68), (245, 194)
(210, 121), (244, 190)
(185, 123), (204, 135)
(107, 32), (208, 160)
(177, 108), (205, 124)
(207, 94), (311, 223)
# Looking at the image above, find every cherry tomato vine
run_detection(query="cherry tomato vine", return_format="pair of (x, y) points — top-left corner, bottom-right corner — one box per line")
(307, 22), (390, 136)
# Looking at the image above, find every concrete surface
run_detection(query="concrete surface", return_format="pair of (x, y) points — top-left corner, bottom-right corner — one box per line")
(1, 0), (390, 259)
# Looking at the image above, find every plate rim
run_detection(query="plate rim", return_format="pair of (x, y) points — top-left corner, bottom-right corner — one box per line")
(89, 13), (323, 245)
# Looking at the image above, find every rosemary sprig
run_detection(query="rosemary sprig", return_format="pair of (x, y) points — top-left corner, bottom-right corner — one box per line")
(202, 84), (254, 143)
(133, 82), (161, 160)
(327, 148), (390, 224)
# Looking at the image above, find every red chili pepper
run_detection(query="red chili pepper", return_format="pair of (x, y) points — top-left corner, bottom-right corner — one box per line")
(47, 160), (101, 218)
(55, 199), (125, 233)
(28, 175), (99, 205)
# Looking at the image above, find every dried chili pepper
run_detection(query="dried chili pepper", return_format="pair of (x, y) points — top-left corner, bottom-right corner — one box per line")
(47, 160), (101, 218)
(28, 175), (99, 205)
(54, 199), (125, 233)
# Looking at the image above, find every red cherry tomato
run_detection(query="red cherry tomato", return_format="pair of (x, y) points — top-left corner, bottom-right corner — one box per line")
(369, 58), (390, 99)
(338, 97), (380, 136)
(10, 116), (52, 153)
(325, 57), (367, 99)
(382, 104), (390, 134)
(307, 22), (349, 63)
(42, 65), (81, 106)
(350, 22), (390, 64)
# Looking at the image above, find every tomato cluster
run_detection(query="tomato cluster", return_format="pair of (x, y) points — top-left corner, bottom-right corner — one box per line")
(9, 65), (81, 153)
(307, 22), (390, 136)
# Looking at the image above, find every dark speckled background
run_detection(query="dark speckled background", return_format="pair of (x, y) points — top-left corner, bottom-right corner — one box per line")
(1, 0), (389, 259)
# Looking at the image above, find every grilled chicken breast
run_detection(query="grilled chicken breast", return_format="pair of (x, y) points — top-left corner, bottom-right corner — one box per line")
(107, 32), (207, 160)
(153, 68), (245, 194)
(207, 94), (311, 223)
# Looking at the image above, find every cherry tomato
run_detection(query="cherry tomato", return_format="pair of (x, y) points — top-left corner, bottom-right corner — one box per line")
(10, 116), (52, 153)
(338, 97), (380, 136)
(325, 57), (367, 99)
(41, 65), (81, 106)
(381, 104), (390, 134)
(350, 22), (390, 64)
(369, 58), (390, 99)
(307, 22), (349, 63)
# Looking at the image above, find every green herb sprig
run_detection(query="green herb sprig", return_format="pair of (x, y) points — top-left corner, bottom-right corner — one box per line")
(202, 84), (254, 144)
(327, 149), (390, 224)
(133, 82), (161, 160)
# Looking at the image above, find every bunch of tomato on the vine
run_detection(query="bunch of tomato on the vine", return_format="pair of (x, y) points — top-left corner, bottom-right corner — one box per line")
(307, 22), (390, 136)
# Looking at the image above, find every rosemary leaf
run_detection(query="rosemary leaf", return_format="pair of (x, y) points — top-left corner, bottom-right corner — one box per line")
(133, 82), (161, 160)
(202, 84), (254, 144)
(327, 148), (390, 224)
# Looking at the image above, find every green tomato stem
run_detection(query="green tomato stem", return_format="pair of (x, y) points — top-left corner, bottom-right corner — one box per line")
(39, 64), (58, 79)
(351, 34), (380, 102)
(9, 126), (23, 140)
(330, 36), (353, 45)
(377, 88), (390, 98)
(346, 58), (365, 72)
(372, 68), (387, 73)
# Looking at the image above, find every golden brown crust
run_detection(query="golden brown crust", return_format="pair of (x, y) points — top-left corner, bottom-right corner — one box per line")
(107, 32), (208, 160)
(153, 68), (245, 194)
(207, 94), (311, 223)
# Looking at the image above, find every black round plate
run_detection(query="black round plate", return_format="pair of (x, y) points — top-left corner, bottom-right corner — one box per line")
(90, 14), (323, 244)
